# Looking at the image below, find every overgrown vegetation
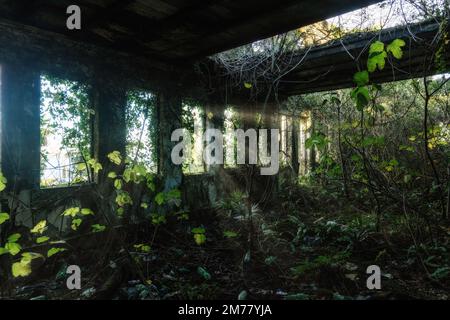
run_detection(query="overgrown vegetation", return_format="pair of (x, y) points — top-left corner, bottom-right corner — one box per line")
(0, 0), (449, 300)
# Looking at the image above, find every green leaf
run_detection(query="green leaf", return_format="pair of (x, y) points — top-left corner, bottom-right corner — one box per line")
(367, 50), (387, 72)
(166, 189), (181, 200)
(5, 242), (21, 256)
(351, 86), (370, 111)
(114, 179), (123, 190)
(7, 233), (21, 243)
(197, 266), (211, 280)
(62, 207), (80, 217)
(21, 252), (44, 263)
(123, 168), (132, 183)
(12, 261), (31, 277)
(30, 220), (47, 234)
(47, 247), (67, 258)
(107, 151), (122, 165)
(87, 159), (103, 174)
(353, 71), (369, 86)
(223, 231), (238, 238)
(81, 208), (94, 216)
(151, 213), (166, 225)
(116, 191), (133, 207)
(191, 227), (206, 234)
(244, 82), (252, 89)
(91, 224), (106, 233)
(76, 163), (87, 171)
(71, 218), (82, 231)
(386, 39), (406, 59)
(133, 244), (151, 253)
(194, 234), (206, 246)
(0, 213), (10, 225)
(147, 181), (156, 192)
(369, 41), (385, 55)
(36, 236), (50, 244)
(0, 172), (7, 192)
(140, 202), (148, 209)
(155, 192), (165, 206)
(108, 172), (117, 179)
(0, 247), (9, 255)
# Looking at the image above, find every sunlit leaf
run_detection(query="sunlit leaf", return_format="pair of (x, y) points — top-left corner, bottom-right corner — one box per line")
(62, 207), (80, 217)
(30, 220), (47, 234)
(367, 50), (387, 72)
(0, 172), (7, 192)
(71, 218), (82, 231)
(387, 39), (406, 59)
(114, 179), (123, 190)
(12, 261), (31, 277)
(36, 236), (50, 244)
(81, 208), (94, 216)
(5, 242), (21, 256)
(7, 233), (21, 243)
(47, 247), (67, 258)
(108, 172), (117, 179)
(0, 213), (10, 225)
(116, 191), (133, 207)
(134, 244), (151, 253)
(194, 233), (206, 245)
(140, 202), (148, 209)
(107, 151), (122, 165)
(76, 163), (87, 171)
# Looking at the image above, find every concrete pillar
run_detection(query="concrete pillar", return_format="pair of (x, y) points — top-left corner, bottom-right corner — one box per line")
(203, 102), (225, 204)
(292, 116), (300, 175)
(91, 75), (126, 181)
(0, 63), (41, 192)
(204, 102), (225, 172)
(158, 90), (183, 191)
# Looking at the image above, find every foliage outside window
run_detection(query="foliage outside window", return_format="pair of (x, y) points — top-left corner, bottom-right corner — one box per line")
(40, 75), (92, 188)
(181, 103), (205, 175)
(126, 90), (157, 172)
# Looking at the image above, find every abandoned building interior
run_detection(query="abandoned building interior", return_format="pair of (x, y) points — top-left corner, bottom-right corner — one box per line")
(0, 0), (449, 300)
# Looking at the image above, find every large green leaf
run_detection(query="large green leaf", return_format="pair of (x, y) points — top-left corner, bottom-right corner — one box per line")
(367, 51), (387, 72)
(0, 213), (9, 225)
(353, 71), (369, 86)
(387, 39), (406, 59)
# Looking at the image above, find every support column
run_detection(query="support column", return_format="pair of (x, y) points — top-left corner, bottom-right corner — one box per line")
(292, 116), (300, 176)
(204, 102), (225, 172)
(1, 63), (41, 192)
(204, 102), (225, 205)
(92, 75), (126, 181)
(158, 90), (183, 191)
